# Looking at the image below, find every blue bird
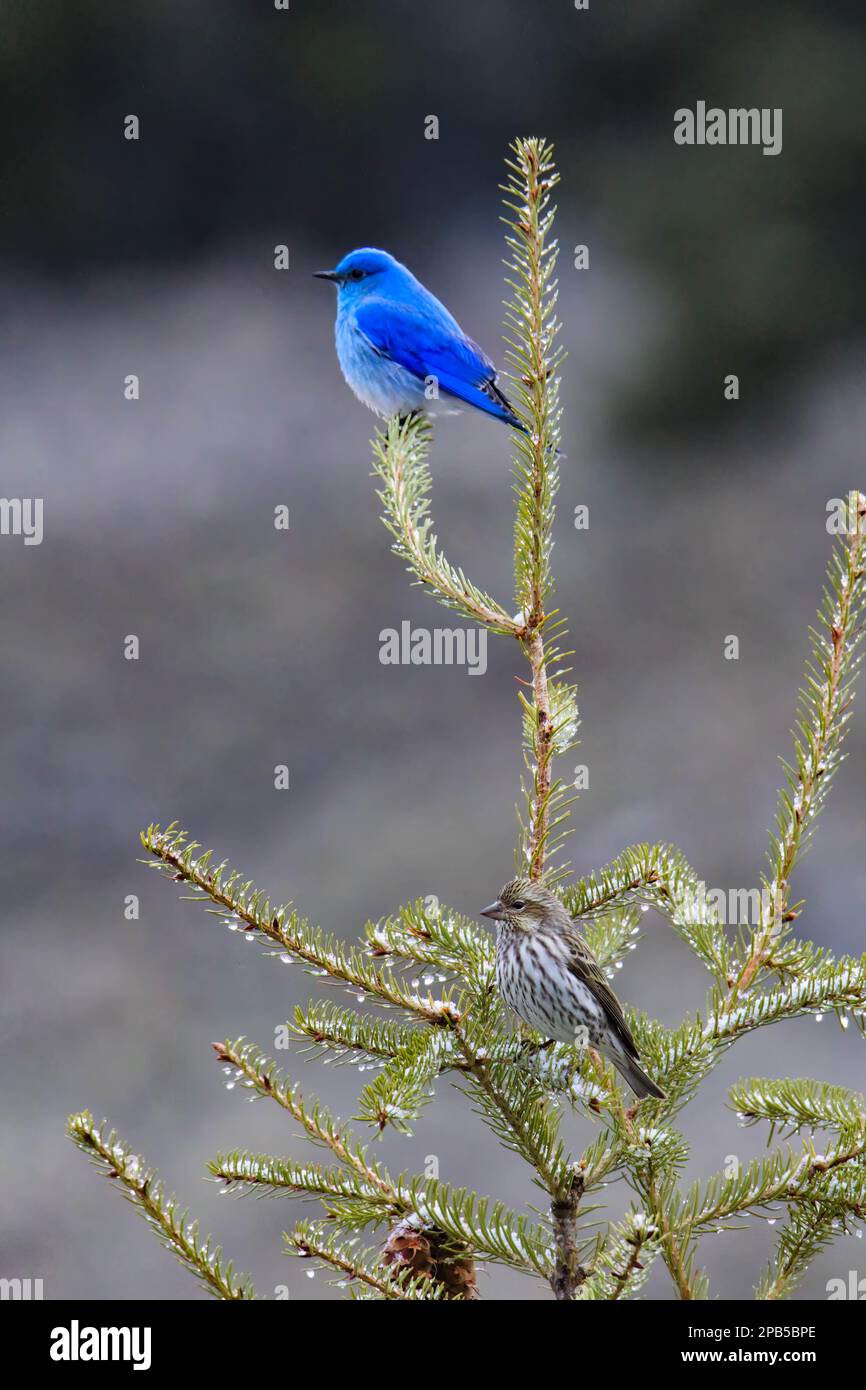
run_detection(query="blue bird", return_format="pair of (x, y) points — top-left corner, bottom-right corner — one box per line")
(314, 248), (520, 429)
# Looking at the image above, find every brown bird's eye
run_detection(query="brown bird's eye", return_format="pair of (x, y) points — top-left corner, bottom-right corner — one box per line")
(511, 900), (525, 910)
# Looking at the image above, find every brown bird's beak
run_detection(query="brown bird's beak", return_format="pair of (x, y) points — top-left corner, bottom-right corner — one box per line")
(480, 899), (506, 921)
(313, 269), (339, 281)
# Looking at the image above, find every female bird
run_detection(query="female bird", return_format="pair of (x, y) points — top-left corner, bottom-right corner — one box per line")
(314, 248), (520, 427)
(480, 877), (665, 1100)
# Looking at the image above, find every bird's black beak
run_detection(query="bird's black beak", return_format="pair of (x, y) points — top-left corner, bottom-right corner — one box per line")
(313, 270), (339, 282)
(480, 899), (506, 921)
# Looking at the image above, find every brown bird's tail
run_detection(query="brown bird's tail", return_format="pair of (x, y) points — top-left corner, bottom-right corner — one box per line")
(611, 1053), (665, 1101)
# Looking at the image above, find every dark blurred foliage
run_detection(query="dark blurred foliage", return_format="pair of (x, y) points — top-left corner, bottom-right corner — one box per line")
(2, 0), (865, 435)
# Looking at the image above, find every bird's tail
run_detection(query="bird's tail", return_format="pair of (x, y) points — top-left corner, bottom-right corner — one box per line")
(610, 1052), (665, 1101)
(475, 378), (565, 454)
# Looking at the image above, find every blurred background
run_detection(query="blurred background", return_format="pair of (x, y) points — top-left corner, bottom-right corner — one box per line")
(1, 0), (865, 1301)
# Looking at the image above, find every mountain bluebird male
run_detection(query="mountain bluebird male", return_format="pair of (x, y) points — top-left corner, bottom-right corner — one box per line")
(314, 248), (520, 428)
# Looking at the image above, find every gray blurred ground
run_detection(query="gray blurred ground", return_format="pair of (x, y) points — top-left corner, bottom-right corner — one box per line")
(2, 246), (864, 1300)
(1, 0), (865, 1301)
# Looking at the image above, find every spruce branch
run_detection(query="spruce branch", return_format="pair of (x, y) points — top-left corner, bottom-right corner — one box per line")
(367, 140), (587, 1290)
(210, 1152), (394, 1210)
(732, 490), (866, 999)
(502, 137), (563, 618)
(562, 843), (730, 981)
(289, 999), (417, 1065)
(579, 1213), (660, 1301)
(213, 1040), (553, 1275)
(372, 139), (576, 885)
(142, 824), (461, 1025)
(582, 904), (643, 971)
(67, 1112), (254, 1300)
(364, 897), (496, 995)
(372, 412), (519, 636)
(503, 136), (570, 881)
(549, 1170), (588, 1299)
(615, 1123), (706, 1301)
(687, 1132), (866, 1231)
(402, 1177), (554, 1275)
(290, 998), (517, 1079)
(641, 1168), (704, 1302)
(730, 1076), (866, 1137)
(287, 1221), (456, 1300)
(136, 480), (866, 1301)
(215, 1150), (553, 1276)
(355, 1029), (451, 1134)
(756, 1206), (839, 1301)
(454, 1013), (573, 1197)
(452, 1008), (591, 1296)
(632, 952), (866, 1116)
(212, 1038), (395, 1195)
(712, 956), (866, 1043)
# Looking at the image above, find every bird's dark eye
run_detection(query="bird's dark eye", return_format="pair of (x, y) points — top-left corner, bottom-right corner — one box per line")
(511, 900), (525, 911)
(348, 268), (366, 281)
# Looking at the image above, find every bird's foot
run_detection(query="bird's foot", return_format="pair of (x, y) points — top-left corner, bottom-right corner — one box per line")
(515, 1037), (555, 1061)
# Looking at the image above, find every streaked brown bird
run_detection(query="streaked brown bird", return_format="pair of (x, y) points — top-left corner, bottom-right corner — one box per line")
(480, 877), (665, 1101)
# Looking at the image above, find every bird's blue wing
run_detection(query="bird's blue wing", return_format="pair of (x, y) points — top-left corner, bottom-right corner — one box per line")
(355, 297), (519, 426)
